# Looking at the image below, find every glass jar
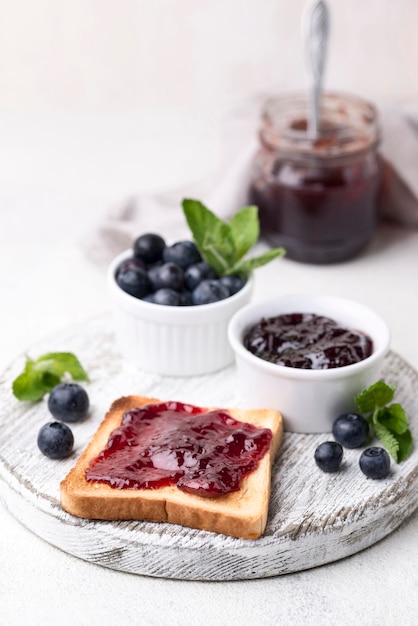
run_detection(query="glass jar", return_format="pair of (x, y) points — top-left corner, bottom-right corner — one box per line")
(249, 92), (382, 264)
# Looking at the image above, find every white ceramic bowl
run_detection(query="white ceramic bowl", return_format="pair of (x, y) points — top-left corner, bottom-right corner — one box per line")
(228, 294), (391, 433)
(108, 249), (254, 376)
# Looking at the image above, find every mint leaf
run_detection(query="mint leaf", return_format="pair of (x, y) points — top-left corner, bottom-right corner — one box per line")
(182, 198), (221, 236)
(182, 199), (236, 274)
(228, 206), (259, 262)
(34, 352), (89, 381)
(201, 241), (235, 276)
(12, 352), (89, 402)
(373, 404), (412, 462)
(378, 404), (409, 435)
(182, 198), (285, 277)
(355, 380), (396, 413)
(373, 419), (413, 463)
(12, 360), (60, 402)
(355, 380), (413, 462)
(373, 421), (400, 461)
(228, 247), (286, 276)
(396, 429), (414, 462)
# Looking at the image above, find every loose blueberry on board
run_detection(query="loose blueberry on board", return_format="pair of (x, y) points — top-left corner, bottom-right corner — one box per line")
(192, 279), (230, 305)
(220, 274), (245, 296)
(359, 447), (391, 479)
(163, 241), (202, 269)
(48, 383), (90, 423)
(314, 441), (343, 473)
(37, 422), (74, 459)
(332, 413), (370, 448)
(116, 266), (152, 298)
(134, 233), (166, 264)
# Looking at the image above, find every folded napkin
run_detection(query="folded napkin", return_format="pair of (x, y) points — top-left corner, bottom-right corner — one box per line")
(83, 96), (418, 268)
(378, 103), (418, 228)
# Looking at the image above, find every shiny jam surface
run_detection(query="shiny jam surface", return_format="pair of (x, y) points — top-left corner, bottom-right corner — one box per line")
(250, 157), (380, 264)
(85, 401), (272, 497)
(244, 313), (373, 369)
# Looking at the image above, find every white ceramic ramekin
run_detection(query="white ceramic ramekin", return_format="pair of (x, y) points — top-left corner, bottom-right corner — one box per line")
(108, 249), (254, 376)
(228, 294), (391, 433)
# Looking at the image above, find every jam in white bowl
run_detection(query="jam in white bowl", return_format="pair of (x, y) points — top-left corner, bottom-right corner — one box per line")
(228, 294), (390, 433)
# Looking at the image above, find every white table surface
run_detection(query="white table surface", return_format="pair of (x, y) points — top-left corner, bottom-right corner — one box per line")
(0, 113), (417, 626)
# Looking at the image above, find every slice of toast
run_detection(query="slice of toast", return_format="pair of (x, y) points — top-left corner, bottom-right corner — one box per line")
(60, 395), (283, 540)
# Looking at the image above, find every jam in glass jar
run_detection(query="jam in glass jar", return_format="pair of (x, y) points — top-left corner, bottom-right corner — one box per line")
(249, 92), (382, 263)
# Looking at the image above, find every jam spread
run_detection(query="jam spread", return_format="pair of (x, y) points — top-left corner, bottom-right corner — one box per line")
(244, 313), (373, 369)
(85, 401), (272, 497)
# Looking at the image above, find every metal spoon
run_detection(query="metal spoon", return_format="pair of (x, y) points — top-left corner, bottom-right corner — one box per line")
(302, 0), (330, 138)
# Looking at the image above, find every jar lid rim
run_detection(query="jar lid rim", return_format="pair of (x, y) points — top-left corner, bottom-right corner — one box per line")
(262, 90), (378, 115)
(260, 91), (380, 158)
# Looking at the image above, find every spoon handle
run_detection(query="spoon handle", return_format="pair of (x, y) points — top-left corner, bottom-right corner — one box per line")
(302, 0), (330, 137)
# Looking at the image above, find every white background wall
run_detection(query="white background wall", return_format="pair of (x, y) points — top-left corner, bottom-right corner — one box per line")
(0, 0), (417, 112)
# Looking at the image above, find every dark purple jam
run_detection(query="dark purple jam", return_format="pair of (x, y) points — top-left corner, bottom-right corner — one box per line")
(250, 160), (380, 264)
(244, 313), (373, 369)
(85, 401), (272, 497)
(249, 94), (382, 264)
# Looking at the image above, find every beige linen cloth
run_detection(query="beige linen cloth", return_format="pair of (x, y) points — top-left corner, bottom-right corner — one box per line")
(84, 96), (418, 267)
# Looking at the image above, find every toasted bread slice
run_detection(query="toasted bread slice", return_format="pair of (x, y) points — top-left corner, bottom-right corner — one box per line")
(60, 396), (283, 540)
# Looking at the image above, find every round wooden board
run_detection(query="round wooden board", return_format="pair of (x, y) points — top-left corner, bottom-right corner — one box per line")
(0, 315), (417, 581)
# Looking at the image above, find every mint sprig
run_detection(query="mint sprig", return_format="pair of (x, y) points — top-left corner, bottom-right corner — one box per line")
(355, 381), (413, 462)
(12, 352), (89, 402)
(182, 199), (285, 277)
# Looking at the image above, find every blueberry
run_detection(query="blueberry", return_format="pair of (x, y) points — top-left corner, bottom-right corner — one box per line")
(219, 274), (245, 296)
(142, 293), (156, 303)
(163, 241), (202, 269)
(153, 288), (181, 306)
(192, 279), (230, 305)
(332, 413), (369, 448)
(179, 290), (194, 306)
(184, 262), (218, 291)
(152, 262), (184, 291)
(147, 262), (163, 290)
(359, 447), (391, 479)
(117, 256), (146, 273)
(37, 422), (74, 459)
(116, 266), (152, 298)
(48, 383), (90, 422)
(133, 233), (166, 264)
(314, 441), (343, 473)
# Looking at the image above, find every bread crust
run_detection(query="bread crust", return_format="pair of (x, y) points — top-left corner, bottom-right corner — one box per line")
(60, 396), (283, 540)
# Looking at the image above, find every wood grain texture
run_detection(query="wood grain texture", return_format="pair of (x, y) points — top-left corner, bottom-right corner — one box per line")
(0, 315), (417, 581)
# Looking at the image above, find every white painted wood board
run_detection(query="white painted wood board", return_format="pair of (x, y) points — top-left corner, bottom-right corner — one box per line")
(0, 315), (417, 581)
